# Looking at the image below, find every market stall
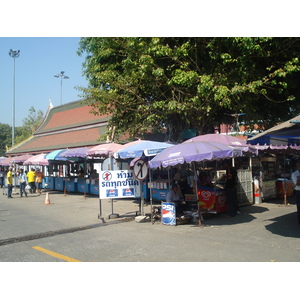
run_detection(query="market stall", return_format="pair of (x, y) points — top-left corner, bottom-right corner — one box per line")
(113, 140), (174, 216)
(252, 144), (300, 202)
(149, 140), (236, 225)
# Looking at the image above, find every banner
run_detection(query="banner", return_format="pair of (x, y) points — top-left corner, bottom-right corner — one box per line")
(99, 170), (141, 199)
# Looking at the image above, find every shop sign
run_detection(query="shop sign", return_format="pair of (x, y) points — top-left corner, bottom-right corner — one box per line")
(161, 202), (176, 225)
(99, 170), (141, 199)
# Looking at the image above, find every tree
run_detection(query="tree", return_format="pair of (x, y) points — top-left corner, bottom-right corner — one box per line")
(0, 123), (11, 156)
(14, 106), (44, 145)
(77, 37), (300, 142)
(0, 107), (44, 155)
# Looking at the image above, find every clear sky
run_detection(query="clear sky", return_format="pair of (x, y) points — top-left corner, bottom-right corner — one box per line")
(0, 37), (88, 127)
(0, 4), (296, 129)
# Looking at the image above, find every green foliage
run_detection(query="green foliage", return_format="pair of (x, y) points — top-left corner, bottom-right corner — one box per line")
(0, 107), (44, 155)
(77, 37), (300, 142)
(0, 123), (11, 156)
(14, 106), (44, 145)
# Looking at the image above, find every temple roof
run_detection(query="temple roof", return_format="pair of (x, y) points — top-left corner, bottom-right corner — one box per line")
(6, 100), (110, 155)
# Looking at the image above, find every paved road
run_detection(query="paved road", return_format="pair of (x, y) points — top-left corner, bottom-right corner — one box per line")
(0, 189), (299, 262)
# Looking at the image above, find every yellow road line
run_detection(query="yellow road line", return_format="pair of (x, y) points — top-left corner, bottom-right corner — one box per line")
(32, 246), (82, 262)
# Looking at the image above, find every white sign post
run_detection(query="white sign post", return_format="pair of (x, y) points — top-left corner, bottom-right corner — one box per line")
(99, 170), (141, 218)
(133, 159), (148, 215)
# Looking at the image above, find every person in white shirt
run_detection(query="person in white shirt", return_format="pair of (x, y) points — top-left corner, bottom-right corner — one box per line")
(291, 160), (300, 225)
(166, 183), (181, 203)
(166, 183), (187, 216)
(18, 168), (28, 197)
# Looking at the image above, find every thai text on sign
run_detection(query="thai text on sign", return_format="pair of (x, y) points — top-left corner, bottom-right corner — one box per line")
(99, 170), (141, 199)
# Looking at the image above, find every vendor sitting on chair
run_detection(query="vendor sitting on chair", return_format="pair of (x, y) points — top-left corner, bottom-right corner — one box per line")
(166, 183), (187, 216)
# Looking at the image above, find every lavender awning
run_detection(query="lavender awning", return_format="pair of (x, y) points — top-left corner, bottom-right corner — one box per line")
(149, 140), (233, 168)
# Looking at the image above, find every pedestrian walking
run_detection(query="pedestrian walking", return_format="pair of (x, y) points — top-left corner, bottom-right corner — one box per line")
(35, 168), (44, 195)
(291, 160), (300, 225)
(26, 168), (36, 193)
(18, 168), (28, 197)
(6, 167), (13, 198)
(224, 160), (239, 217)
(0, 167), (5, 188)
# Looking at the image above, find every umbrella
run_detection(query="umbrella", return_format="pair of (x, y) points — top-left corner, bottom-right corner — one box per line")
(23, 153), (49, 166)
(149, 140), (233, 168)
(0, 156), (14, 166)
(60, 147), (91, 158)
(185, 134), (257, 154)
(46, 149), (68, 161)
(0, 154), (34, 166)
(115, 140), (173, 159)
(12, 154), (34, 164)
(86, 143), (124, 157)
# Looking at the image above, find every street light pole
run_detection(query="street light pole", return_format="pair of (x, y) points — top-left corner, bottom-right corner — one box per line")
(54, 71), (69, 105)
(9, 49), (20, 147)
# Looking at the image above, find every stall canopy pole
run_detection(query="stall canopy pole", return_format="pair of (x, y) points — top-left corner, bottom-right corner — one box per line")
(98, 160), (105, 222)
(193, 161), (202, 227)
(283, 153), (287, 206)
(149, 168), (153, 224)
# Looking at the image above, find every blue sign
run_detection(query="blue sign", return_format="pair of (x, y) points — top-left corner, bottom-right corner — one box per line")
(161, 202), (176, 226)
(122, 188), (134, 197)
(106, 189), (118, 198)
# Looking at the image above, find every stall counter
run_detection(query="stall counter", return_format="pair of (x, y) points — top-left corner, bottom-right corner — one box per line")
(77, 178), (90, 194)
(55, 177), (64, 191)
(45, 176), (55, 190)
(197, 186), (228, 213)
(65, 177), (78, 193)
(90, 179), (99, 195)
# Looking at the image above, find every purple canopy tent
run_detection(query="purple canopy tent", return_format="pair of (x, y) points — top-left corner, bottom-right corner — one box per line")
(23, 154), (49, 166)
(149, 140), (233, 168)
(1, 154), (34, 166)
(60, 147), (91, 158)
(0, 157), (7, 164)
(148, 140), (234, 225)
(12, 154), (34, 164)
(0, 156), (15, 166)
(185, 133), (258, 155)
(86, 143), (124, 157)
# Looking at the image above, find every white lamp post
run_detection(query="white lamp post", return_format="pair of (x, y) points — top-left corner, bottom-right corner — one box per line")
(54, 71), (69, 105)
(9, 49), (20, 147)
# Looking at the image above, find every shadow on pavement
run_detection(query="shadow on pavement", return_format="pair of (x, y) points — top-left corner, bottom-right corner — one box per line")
(199, 205), (269, 227)
(265, 212), (300, 238)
